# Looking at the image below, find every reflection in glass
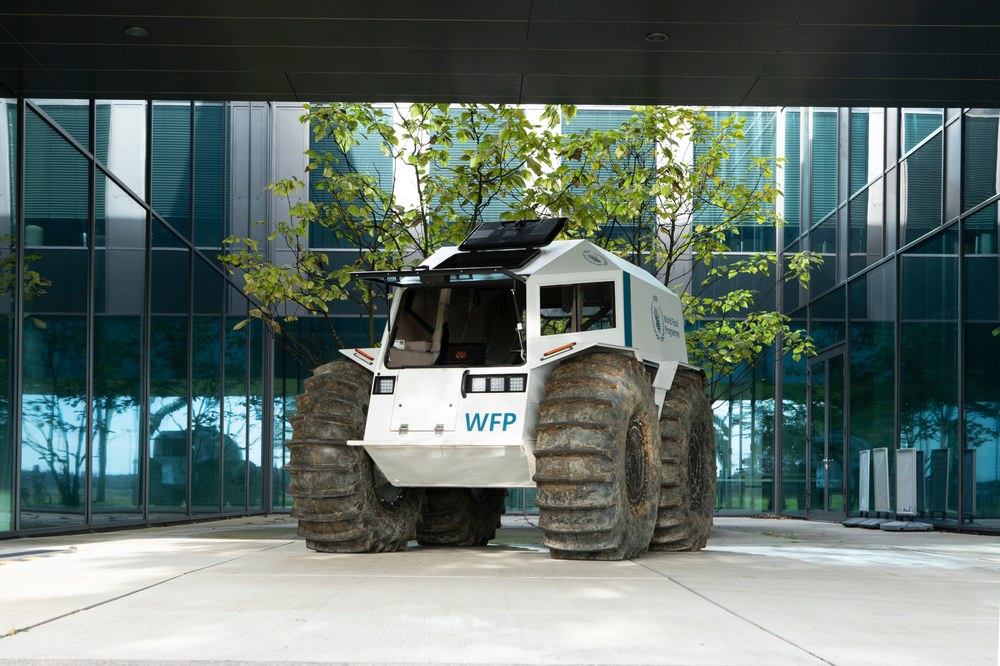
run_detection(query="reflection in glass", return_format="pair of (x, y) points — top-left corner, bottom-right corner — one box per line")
(25, 108), (89, 249)
(810, 109), (838, 225)
(900, 134), (943, 246)
(901, 108), (943, 154)
(1, 104), (14, 530)
(714, 356), (775, 513)
(223, 312), (249, 513)
(195, 103), (226, 248)
(95, 177), (146, 317)
(784, 110), (802, 236)
(192, 316), (222, 513)
(963, 205), (1000, 524)
(152, 102), (192, 240)
(30, 100), (89, 150)
(149, 317), (189, 515)
(848, 182), (884, 276)
(810, 287), (845, 351)
(849, 108), (884, 197)
(900, 228), (958, 522)
(248, 320), (264, 510)
(20, 317), (88, 529)
(848, 263), (896, 514)
(810, 213), (838, 294)
(963, 109), (1000, 213)
(96, 100), (147, 199)
(780, 310), (808, 514)
(91, 317), (142, 523)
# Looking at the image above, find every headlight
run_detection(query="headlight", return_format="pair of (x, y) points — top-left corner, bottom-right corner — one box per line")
(373, 376), (396, 394)
(465, 374), (527, 394)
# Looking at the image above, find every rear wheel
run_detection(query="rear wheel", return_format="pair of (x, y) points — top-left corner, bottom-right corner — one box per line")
(533, 353), (660, 560)
(287, 359), (423, 553)
(650, 367), (716, 551)
(416, 489), (507, 546)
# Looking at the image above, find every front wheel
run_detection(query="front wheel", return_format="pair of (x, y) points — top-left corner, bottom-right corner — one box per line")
(287, 359), (424, 553)
(533, 353), (661, 560)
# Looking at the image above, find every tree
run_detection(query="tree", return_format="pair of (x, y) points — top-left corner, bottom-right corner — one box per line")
(222, 104), (819, 399)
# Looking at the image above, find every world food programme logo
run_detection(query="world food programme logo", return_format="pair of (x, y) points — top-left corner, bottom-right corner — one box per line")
(651, 295), (666, 342)
(582, 249), (608, 267)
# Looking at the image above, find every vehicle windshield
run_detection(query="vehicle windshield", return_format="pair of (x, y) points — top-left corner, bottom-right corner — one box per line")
(385, 283), (526, 368)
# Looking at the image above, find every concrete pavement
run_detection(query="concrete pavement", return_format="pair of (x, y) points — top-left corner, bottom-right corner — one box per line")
(0, 515), (997, 665)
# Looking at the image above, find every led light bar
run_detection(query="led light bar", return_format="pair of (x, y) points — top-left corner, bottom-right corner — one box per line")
(373, 376), (396, 395)
(464, 374), (527, 394)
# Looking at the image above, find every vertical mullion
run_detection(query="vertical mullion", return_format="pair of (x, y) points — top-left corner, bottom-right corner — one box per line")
(142, 99), (153, 522)
(12, 98), (25, 533)
(84, 99), (95, 526)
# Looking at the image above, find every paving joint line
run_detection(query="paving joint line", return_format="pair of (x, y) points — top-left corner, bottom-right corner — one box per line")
(634, 559), (838, 666)
(0, 540), (296, 639)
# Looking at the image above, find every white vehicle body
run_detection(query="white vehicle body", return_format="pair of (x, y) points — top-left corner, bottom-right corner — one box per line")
(342, 236), (688, 488)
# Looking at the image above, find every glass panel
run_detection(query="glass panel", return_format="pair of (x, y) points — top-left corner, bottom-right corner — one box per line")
(20, 317), (88, 529)
(826, 355), (845, 513)
(780, 309), (808, 514)
(692, 110), (778, 252)
(848, 263), (896, 514)
(848, 181), (885, 276)
(900, 227), (959, 522)
(901, 108), (943, 154)
(248, 320), (265, 510)
(194, 102), (225, 248)
(193, 254), (223, 315)
(809, 360), (827, 513)
(810, 213), (838, 294)
(900, 133), (943, 246)
(810, 109), (838, 225)
(714, 355), (775, 513)
(782, 240), (801, 313)
(91, 316), (142, 523)
(810, 286), (845, 350)
(309, 109), (395, 249)
(963, 109), (1000, 213)
(30, 100), (89, 149)
(25, 108), (89, 249)
(783, 110), (802, 236)
(191, 315), (222, 513)
(149, 316), (190, 516)
(1, 99), (15, 532)
(95, 178), (145, 317)
(963, 204), (1000, 526)
(152, 102), (192, 241)
(539, 282), (615, 336)
(223, 310), (249, 513)
(96, 100), (147, 199)
(849, 108), (885, 197)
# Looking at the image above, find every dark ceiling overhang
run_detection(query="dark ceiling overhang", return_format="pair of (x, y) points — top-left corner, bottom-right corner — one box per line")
(3, 1), (1000, 107)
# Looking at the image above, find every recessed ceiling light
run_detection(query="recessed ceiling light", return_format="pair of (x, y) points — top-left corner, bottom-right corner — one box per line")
(645, 32), (669, 44)
(124, 26), (149, 38)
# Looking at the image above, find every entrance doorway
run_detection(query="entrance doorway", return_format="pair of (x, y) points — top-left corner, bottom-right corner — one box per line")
(807, 348), (846, 520)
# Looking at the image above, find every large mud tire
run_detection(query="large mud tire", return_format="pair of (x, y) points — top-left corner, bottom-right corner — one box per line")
(286, 359), (423, 553)
(416, 489), (507, 547)
(533, 353), (660, 560)
(650, 367), (716, 552)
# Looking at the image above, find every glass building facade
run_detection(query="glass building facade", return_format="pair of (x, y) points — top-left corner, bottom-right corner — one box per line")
(2, 101), (999, 537)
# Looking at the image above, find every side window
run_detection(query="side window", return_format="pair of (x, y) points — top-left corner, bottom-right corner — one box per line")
(539, 282), (616, 336)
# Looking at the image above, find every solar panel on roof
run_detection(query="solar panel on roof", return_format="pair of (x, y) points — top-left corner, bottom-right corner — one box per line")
(458, 218), (566, 251)
(436, 248), (539, 270)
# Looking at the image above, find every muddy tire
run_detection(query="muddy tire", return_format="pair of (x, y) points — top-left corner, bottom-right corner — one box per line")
(286, 358), (423, 553)
(416, 489), (507, 546)
(650, 367), (716, 552)
(533, 353), (661, 560)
